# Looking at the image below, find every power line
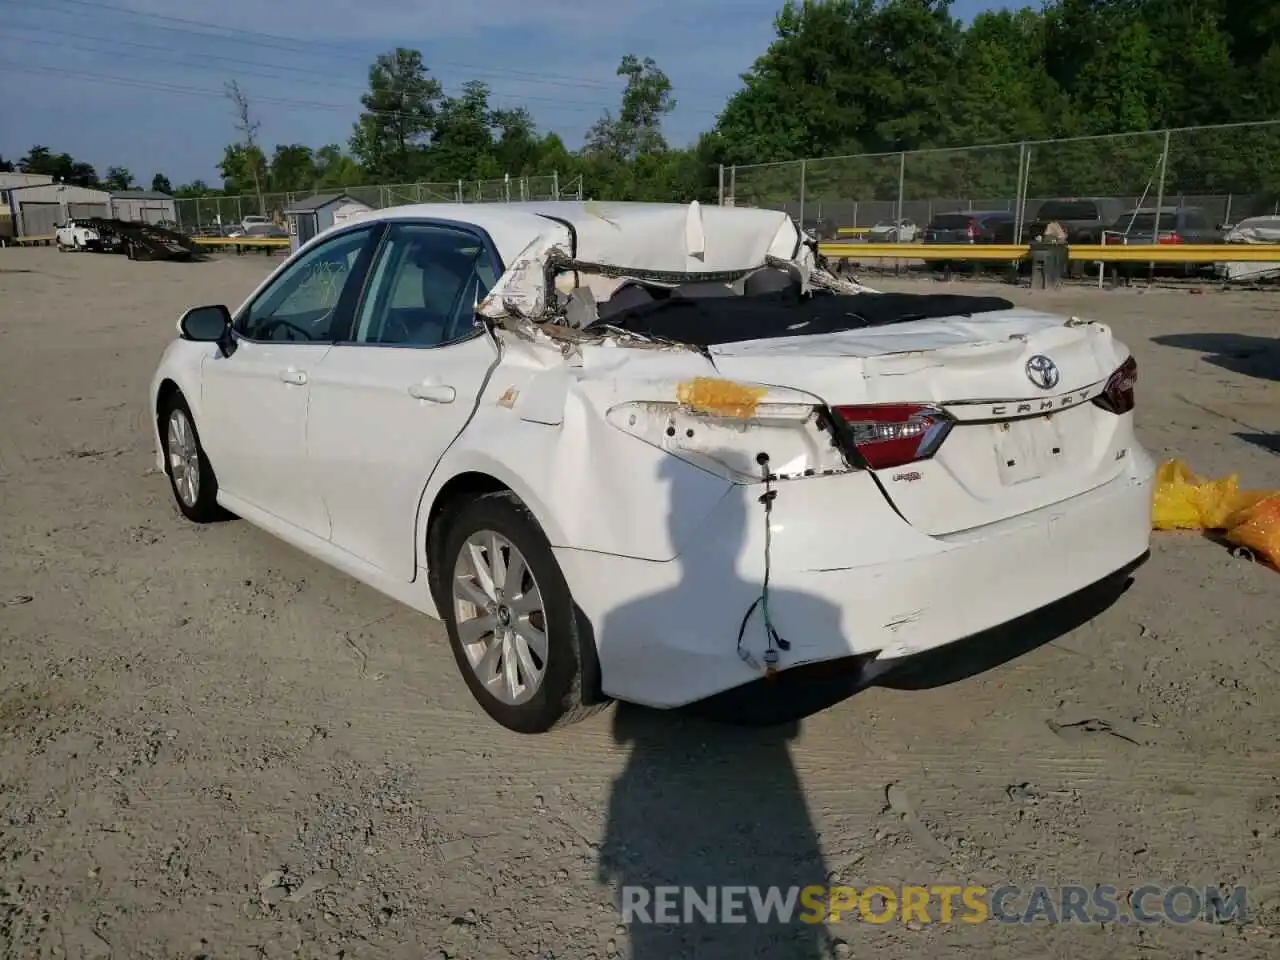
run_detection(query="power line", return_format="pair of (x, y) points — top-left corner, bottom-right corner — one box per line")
(9, 0), (625, 92)
(0, 25), (683, 114)
(0, 57), (605, 125)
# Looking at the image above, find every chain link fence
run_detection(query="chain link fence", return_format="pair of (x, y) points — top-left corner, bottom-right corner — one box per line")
(174, 173), (582, 234)
(723, 120), (1280, 238)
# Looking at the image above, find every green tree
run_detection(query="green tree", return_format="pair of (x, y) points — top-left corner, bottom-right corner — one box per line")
(586, 55), (676, 160)
(103, 166), (135, 191)
(0, 155), (13, 173)
(268, 144), (318, 192)
(18, 145), (98, 186)
(315, 145), (365, 188)
(225, 80), (267, 213)
(219, 144), (268, 195)
(491, 106), (540, 175)
(173, 180), (212, 198)
(350, 48), (442, 181)
(151, 173), (173, 194)
(427, 81), (501, 180)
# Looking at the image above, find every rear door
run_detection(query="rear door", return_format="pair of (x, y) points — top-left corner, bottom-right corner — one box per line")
(306, 220), (502, 579)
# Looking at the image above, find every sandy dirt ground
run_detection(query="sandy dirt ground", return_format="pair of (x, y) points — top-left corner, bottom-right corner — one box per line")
(0, 247), (1277, 959)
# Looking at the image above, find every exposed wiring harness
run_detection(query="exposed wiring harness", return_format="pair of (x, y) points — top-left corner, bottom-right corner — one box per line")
(736, 452), (791, 679)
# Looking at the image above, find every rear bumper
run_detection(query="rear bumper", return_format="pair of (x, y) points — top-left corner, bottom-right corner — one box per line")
(557, 447), (1155, 709)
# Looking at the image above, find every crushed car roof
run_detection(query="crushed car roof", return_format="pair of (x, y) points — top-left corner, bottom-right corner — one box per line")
(340, 201), (803, 274)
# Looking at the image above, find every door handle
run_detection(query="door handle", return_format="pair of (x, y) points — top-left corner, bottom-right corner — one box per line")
(408, 383), (456, 403)
(278, 369), (307, 386)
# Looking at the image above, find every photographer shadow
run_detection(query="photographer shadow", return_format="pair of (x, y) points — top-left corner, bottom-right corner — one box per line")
(596, 458), (840, 958)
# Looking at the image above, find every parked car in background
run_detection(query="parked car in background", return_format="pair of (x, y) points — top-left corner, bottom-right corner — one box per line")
(868, 218), (918, 242)
(1217, 214), (1280, 283)
(1026, 198), (1126, 244)
(239, 214), (270, 233)
(800, 217), (839, 241)
(1100, 206), (1224, 274)
(1102, 206), (1223, 246)
(923, 210), (1016, 244)
(922, 210), (1016, 270)
(150, 200), (1153, 733)
(229, 222), (288, 239)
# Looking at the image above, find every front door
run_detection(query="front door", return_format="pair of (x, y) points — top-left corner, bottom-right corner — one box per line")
(199, 223), (382, 537)
(307, 220), (502, 578)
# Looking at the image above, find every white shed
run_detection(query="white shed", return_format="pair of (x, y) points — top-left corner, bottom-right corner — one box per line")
(284, 193), (373, 252)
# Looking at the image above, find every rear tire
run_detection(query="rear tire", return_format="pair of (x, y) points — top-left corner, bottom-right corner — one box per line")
(438, 491), (604, 733)
(159, 392), (228, 523)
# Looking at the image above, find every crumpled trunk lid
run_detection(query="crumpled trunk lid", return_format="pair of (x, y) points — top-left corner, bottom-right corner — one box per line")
(702, 309), (1133, 535)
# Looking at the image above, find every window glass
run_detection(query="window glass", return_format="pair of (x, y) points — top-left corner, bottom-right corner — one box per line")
(1037, 201), (1099, 221)
(352, 224), (497, 347)
(239, 226), (373, 342)
(1114, 212), (1175, 233)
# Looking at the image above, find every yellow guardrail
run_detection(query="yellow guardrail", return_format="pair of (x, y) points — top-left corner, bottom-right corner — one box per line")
(821, 242), (1027, 261)
(1066, 244), (1280, 263)
(193, 236), (290, 248)
(6, 235), (54, 245)
(818, 241), (1280, 264)
(835, 227), (872, 237)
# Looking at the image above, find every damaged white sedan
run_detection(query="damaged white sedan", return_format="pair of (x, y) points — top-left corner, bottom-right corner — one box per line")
(150, 201), (1155, 733)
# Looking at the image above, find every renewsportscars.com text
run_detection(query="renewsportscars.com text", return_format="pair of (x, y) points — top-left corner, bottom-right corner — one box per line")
(621, 884), (1248, 926)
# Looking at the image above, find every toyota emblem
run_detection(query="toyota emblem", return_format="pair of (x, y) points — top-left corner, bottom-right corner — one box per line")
(1025, 354), (1060, 390)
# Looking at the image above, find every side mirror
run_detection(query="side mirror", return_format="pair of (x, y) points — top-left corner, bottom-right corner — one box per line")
(178, 305), (232, 349)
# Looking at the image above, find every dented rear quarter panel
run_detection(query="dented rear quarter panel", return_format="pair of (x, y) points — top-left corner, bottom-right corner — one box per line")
(416, 334), (740, 566)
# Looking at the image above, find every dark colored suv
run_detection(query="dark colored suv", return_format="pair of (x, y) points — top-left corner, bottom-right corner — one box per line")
(1103, 206), (1223, 245)
(922, 211), (1016, 269)
(922, 211), (1016, 244)
(1027, 198), (1126, 244)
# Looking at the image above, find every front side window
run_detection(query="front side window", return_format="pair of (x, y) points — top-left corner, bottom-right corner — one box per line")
(238, 226), (375, 342)
(351, 223), (498, 347)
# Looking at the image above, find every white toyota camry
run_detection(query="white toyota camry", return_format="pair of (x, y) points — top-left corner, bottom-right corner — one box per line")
(150, 201), (1154, 733)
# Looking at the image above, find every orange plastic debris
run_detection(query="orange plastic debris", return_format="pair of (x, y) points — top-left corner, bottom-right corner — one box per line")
(1225, 496), (1280, 570)
(1151, 459), (1279, 571)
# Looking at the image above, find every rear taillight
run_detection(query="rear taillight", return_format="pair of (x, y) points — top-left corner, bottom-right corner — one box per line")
(1093, 355), (1137, 414)
(832, 403), (953, 469)
(966, 219), (978, 240)
(1157, 231), (1182, 244)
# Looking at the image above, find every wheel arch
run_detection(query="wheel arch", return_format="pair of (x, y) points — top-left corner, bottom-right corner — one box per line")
(419, 463), (606, 709)
(417, 454), (570, 598)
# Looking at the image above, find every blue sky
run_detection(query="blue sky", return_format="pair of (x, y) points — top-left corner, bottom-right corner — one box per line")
(0, 0), (1010, 187)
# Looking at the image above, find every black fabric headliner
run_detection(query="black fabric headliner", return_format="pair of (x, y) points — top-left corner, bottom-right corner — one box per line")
(591, 289), (1016, 348)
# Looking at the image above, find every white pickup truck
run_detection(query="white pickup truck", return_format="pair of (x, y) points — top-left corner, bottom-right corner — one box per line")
(55, 219), (102, 252)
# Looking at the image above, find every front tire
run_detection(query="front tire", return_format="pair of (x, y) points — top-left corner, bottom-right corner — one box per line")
(439, 492), (601, 733)
(159, 392), (227, 523)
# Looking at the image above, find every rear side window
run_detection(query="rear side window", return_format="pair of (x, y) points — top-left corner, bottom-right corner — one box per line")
(1037, 201), (1098, 221)
(930, 214), (973, 229)
(351, 223), (498, 347)
(1116, 213), (1175, 232)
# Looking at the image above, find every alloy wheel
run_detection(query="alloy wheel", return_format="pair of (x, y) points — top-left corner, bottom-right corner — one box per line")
(451, 530), (548, 705)
(166, 408), (200, 507)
